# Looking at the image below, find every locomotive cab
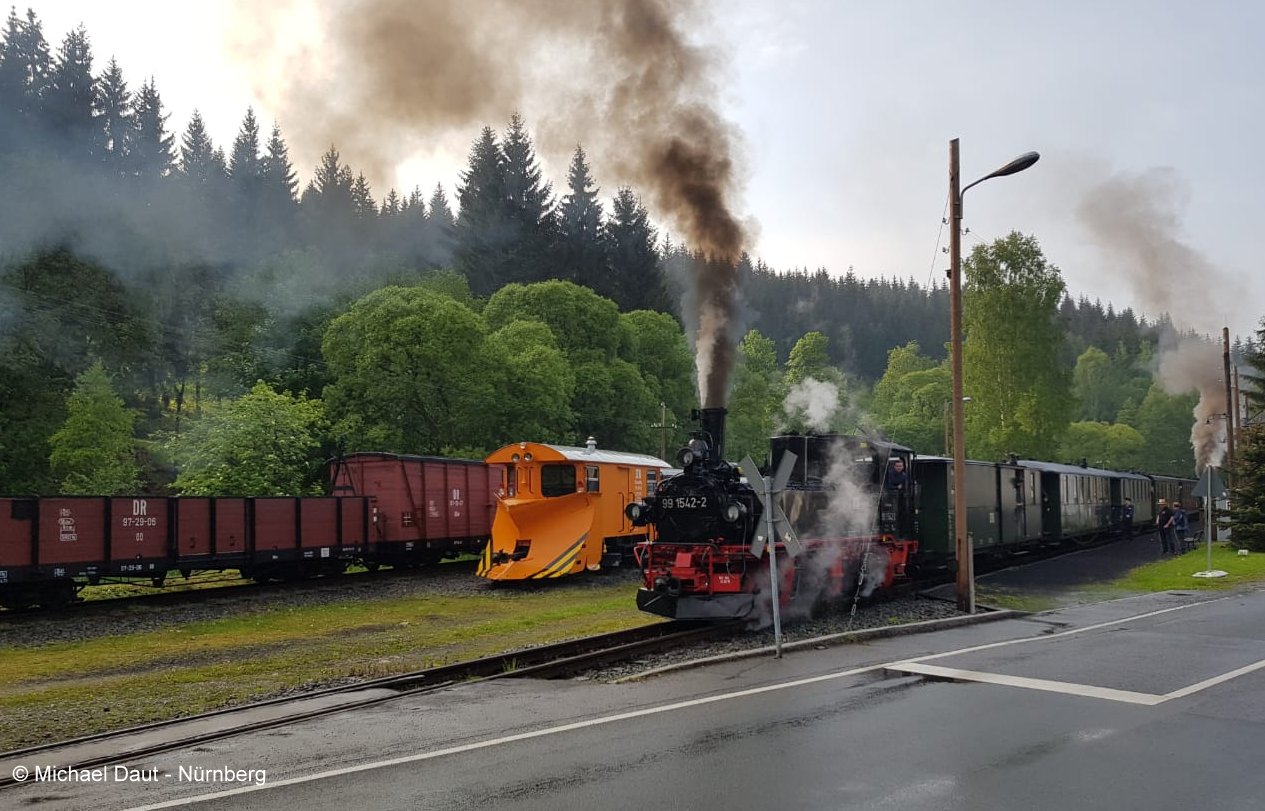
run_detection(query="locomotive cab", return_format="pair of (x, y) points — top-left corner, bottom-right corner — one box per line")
(770, 434), (915, 540)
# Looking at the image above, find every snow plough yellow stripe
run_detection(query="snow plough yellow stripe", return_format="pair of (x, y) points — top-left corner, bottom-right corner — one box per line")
(477, 540), (494, 577)
(530, 533), (588, 579)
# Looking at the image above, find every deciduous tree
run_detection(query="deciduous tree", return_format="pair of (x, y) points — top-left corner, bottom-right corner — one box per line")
(321, 286), (492, 454)
(166, 381), (327, 496)
(963, 232), (1072, 460)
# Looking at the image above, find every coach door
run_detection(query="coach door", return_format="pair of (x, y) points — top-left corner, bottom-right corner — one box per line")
(1040, 471), (1061, 540)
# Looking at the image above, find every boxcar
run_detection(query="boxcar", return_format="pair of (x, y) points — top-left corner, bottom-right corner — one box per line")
(328, 452), (499, 567)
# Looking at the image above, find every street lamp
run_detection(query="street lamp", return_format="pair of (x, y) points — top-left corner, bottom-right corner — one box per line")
(949, 139), (1039, 614)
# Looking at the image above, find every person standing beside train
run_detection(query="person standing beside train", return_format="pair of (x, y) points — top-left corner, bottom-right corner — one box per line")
(1156, 500), (1176, 555)
(1123, 497), (1136, 537)
(1172, 501), (1188, 552)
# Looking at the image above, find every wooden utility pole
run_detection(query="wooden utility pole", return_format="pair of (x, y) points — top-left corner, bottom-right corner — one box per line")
(949, 139), (972, 614)
(1233, 365), (1242, 447)
(1223, 328), (1235, 489)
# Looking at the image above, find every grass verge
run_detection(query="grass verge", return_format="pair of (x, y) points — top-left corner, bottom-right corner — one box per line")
(0, 580), (655, 752)
(1108, 544), (1265, 593)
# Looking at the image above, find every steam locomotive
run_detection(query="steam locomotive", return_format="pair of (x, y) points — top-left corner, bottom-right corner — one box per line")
(629, 409), (1197, 622)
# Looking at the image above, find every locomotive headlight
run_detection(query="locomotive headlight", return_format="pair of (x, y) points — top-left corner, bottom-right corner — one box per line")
(677, 448), (695, 467)
(723, 501), (747, 523)
(626, 502), (647, 524)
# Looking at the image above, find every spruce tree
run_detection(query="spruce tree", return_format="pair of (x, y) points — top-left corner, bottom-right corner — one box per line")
(0, 8), (51, 148)
(1228, 422), (1265, 550)
(227, 107), (264, 244)
(454, 126), (508, 294)
(606, 186), (669, 312)
(350, 171), (375, 219)
(428, 183), (454, 229)
(381, 188), (401, 216)
(45, 25), (97, 157)
(558, 144), (606, 292)
(94, 56), (130, 175)
(298, 145), (359, 256)
(501, 112), (557, 283)
(1227, 321), (1265, 549)
(179, 109), (221, 183)
(421, 182), (455, 266)
(259, 122), (298, 225)
(130, 77), (174, 179)
(229, 107), (262, 191)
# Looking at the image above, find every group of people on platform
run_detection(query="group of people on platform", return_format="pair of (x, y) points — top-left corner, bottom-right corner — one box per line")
(1156, 499), (1189, 555)
(1121, 497), (1191, 556)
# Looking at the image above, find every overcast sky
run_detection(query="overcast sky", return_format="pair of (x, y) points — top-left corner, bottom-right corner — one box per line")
(31, 0), (1265, 341)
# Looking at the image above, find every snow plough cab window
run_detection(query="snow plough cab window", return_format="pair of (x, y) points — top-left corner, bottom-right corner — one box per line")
(541, 464), (578, 497)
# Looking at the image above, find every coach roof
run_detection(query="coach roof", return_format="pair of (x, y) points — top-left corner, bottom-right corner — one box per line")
(1016, 459), (1149, 479)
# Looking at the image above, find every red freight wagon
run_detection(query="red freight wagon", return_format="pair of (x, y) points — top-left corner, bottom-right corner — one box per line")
(329, 453), (499, 566)
(1, 497), (161, 607)
(0, 494), (371, 608)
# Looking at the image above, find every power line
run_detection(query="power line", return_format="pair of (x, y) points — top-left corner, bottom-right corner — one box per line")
(926, 192), (949, 291)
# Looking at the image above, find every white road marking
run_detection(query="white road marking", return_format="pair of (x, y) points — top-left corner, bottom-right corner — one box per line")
(1163, 656), (1265, 700)
(887, 662), (1165, 705)
(119, 593), (1239, 810)
(886, 595), (1265, 706)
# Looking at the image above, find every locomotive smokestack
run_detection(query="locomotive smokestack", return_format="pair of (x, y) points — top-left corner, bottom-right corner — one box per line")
(700, 407), (727, 463)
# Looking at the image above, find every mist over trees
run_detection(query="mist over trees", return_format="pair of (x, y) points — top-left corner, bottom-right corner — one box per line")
(0, 10), (1253, 496)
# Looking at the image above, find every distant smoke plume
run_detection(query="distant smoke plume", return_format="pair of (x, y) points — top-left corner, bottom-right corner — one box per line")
(234, 0), (748, 406)
(1157, 335), (1225, 472)
(780, 377), (841, 433)
(1077, 168), (1231, 337)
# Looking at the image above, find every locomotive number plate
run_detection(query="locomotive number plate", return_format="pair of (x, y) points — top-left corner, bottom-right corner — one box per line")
(661, 496), (708, 509)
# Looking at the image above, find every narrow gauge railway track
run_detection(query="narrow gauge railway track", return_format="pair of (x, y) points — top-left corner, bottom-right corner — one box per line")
(0, 620), (741, 787)
(0, 560), (480, 624)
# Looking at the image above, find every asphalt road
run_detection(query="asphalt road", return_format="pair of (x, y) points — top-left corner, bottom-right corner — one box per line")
(7, 584), (1265, 811)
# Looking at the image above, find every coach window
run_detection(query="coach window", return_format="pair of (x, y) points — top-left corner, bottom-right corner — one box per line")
(585, 465), (601, 493)
(541, 464), (577, 497)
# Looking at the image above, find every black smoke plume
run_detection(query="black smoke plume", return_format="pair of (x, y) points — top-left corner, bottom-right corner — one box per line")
(233, 0), (748, 405)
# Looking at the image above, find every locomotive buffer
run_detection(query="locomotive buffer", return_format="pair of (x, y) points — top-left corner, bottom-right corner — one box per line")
(739, 451), (802, 657)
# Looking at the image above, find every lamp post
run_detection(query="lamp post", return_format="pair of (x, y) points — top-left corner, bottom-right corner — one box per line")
(949, 139), (1039, 613)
